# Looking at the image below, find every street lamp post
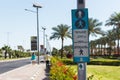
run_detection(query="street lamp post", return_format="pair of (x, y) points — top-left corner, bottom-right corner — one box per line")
(33, 3), (42, 64)
(42, 27), (46, 51)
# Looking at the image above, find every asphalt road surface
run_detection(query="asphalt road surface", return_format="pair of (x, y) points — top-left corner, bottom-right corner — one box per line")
(0, 58), (31, 74)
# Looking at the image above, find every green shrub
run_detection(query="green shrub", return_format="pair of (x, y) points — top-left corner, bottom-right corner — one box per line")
(61, 58), (120, 66)
(0, 54), (2, 57)
(61, 58), (77, 65)
(50, 57), (77, 80)
(88, 59), (120, 66)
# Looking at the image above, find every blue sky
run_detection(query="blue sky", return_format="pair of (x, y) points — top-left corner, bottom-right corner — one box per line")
(0, 0), (120, 50)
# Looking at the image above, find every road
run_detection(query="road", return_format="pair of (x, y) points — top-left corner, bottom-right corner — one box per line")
(0, 58), (30, 74)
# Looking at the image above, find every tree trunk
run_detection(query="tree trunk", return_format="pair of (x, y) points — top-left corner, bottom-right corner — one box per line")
(117, 29), (119, 55)
(5, 50), (7, 59)
(117, 39), (119, 55)
(104, 44), (106, 56)
(61, 38), (64, 59)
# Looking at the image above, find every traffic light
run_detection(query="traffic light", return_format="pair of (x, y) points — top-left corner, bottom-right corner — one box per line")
(72, 8), (88, 29)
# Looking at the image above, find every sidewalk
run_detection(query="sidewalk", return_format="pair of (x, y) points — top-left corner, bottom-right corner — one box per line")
(0, 63), (49, 80)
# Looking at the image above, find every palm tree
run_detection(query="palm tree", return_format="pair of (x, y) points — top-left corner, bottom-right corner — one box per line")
(100, 37), (107, 55)
(99, 37), (106, 56)
(89, 18), (105, 56)
(1, 45), (12, 59)
(50, 24), (72, 58)
(105, 12), (120, 55)
(90, 40), (97, 55)
(89, 18), (105, 36)
(0, 49), (2, 57)
(95, 39), (102, 56)
(106, 30), (115, 56)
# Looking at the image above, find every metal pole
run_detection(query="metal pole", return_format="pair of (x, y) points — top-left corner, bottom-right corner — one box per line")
(45, 35), (47, 52)
(32, 3), (42, 64)
(46, 35), (52, 55)
(42, 27), (46, 51)
(78, 63), (86, 80)
(77, 0), (86, 80)
(36, 7), (40, 64)
(43, 29), (45, 49)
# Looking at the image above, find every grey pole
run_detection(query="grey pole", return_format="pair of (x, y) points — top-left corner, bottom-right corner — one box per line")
(77, 0), (86, 80)
(36, 7), (40, 64)
(42, 27), (46, 51)
(33, 3), (42, 64)
(45, 35), (47, 52)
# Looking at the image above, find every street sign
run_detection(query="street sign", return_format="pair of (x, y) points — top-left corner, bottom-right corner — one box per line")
(78, 63), (84, 70)
(73, 29), (89, 62)
(72, 8), (89, 63)
(72, 9), (88, 29)
(78, 63), (86, 80)
(31, 36), (37, 50)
